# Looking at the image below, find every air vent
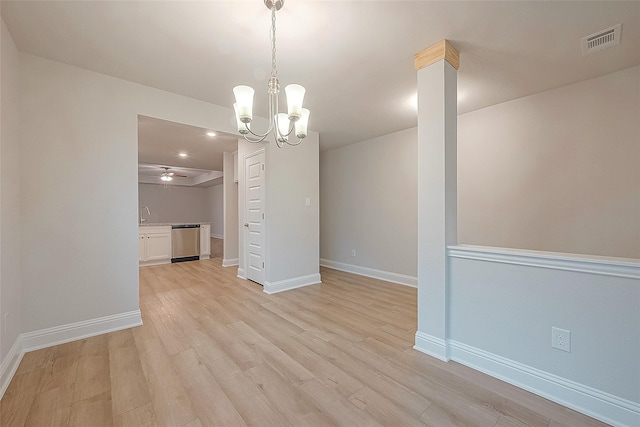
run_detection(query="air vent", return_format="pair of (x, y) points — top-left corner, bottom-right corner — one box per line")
(581, 24), (622, 55)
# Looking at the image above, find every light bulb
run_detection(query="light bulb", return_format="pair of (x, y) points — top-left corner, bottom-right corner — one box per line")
(233, 104), (250, 134)
(276, 113), (290, 142)
(295, 108), (310, 138)
(233, 85), (254, 123)
(285, 84), (305, 121)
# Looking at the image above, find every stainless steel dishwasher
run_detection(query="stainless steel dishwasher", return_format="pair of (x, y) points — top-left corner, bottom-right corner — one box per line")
(171, 224), (200, 263)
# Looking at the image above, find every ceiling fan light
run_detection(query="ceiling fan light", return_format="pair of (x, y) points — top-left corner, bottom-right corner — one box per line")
(295, 108), (310, 139)
(285, 84), (305, 121)
(233, 85), (254, 123)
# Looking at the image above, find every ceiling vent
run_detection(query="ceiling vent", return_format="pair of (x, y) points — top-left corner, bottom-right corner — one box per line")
(581, 24), (622, 55)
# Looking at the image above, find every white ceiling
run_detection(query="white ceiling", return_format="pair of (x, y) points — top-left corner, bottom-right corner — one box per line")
(2, 0), (639, 156)
(137, 115), (236, 187)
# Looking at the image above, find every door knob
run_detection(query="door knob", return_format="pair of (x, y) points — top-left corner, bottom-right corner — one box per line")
(244, 223), (249, 228)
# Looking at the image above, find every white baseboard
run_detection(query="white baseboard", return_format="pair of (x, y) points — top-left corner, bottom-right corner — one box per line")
(264, 273), (322, 294)
(414, 330), (450, 362)
(0, 336), (24, 400)
(139, 258), (171, 267)
(448, 340), (640, 427)
(1, 310), (142, 401)
(199, 255), (210, 260)
(21, 310), (143, 352)
(320, 258), (417, 288)
(211, 233), (223, 239)
(223, 258), (239, 267)
(237, 268), (246, 279)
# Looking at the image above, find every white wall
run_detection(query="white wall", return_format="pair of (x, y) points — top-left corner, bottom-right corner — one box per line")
(139, 183), (211, 224)
(236, 132), (321, 291)
(265, 134), (320, 287)
(320, 66), (640, 271)
(207, 184), (223, 238)
(458, 65), (640, 259)
(445, 247), (639, 426)
(319, 66), (640, 424)
(19, 52), (240, 334)
(320, 128), (417, 282)
(0, 18), (22, 384)
(222, 151), (238, 265)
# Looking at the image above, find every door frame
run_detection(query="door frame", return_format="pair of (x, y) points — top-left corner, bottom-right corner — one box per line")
(242, 148), (266, 285)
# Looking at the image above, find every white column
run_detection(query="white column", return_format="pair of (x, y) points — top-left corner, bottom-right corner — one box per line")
(414, 40), (459, 362)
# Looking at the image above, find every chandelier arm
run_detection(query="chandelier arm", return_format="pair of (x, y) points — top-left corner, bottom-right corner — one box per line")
(242, 132), (269, 144)
(283, 137), (305, 146)
(245, 121), (274, 139)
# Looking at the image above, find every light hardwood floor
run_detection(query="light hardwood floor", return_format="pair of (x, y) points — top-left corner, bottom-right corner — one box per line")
(1, 239), (608, 426)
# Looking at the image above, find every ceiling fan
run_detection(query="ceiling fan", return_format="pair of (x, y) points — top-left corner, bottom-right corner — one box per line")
(159, 167), (187, 182)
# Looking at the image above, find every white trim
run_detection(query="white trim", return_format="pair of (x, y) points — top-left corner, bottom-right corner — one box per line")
(448, 245), (640, 280)
(199, 255), (210, 260)
(0, 336), (24, 400)
(413, 330), (450, 362)
(320, 258), (417, 288)
(223, 258), (239, 267)
(263, 273), (322, 294)
(211, 233), (223, 239)
(237, 268), (246, 279)
(139, 258), (170, 267)
(449, 340), (640, 427)
(21, 310), (142, 352)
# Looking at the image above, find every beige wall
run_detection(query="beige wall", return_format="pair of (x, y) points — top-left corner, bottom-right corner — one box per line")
(222, 151), (238, 263)
(320, 65), (640, 279)
(458, 65), (640, 259)
(19, 51), (240, 333)
(320, 128), (418, 276)
(138, 183), (212, 224)
(0, 18), (22, 366)
(207, 184), (224, 238)
(236, 132), (321, 287)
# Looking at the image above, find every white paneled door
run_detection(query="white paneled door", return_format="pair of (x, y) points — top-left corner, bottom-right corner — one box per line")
(244, 150), (265, 285)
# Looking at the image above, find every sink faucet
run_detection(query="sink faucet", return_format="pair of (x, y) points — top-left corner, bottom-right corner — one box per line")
(140, 206), (151, 224)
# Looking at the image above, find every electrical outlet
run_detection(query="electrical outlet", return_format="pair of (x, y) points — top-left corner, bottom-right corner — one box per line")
(552, 327), (571, 352)
(351, 249), (356, 257)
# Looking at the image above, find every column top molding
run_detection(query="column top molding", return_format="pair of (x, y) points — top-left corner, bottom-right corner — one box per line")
(415, 40), (460, 71)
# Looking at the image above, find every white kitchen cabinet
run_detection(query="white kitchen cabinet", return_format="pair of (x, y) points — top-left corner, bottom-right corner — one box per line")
(200, 224), (211, 259)
(139, 226), (172, 266)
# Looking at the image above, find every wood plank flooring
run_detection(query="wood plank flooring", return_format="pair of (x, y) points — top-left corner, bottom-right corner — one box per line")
(1, 239), (609, 426)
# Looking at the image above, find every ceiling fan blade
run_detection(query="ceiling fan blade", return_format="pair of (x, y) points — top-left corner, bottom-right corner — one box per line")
(173, 174), (188, 178)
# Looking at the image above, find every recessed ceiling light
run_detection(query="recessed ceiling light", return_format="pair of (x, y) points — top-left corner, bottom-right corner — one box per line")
(206, 131), (216, 137)
(178, 152), (188, 157)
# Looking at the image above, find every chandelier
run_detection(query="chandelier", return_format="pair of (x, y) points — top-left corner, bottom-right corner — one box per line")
(233, 0), (310, 147)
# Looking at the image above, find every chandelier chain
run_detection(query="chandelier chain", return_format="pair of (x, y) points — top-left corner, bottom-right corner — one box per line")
(271, 6), (277, 79)
(233, 0), (308, 147)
